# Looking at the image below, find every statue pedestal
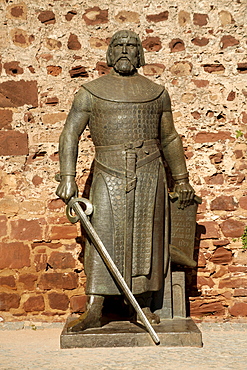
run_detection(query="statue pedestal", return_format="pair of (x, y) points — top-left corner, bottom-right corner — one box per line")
(60, 317), (202, 348)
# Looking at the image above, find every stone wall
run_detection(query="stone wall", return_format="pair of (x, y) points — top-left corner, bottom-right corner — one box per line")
(0, 0), (246, 323)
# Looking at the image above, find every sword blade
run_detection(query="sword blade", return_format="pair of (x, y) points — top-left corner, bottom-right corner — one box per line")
(68, 198), (160, 345)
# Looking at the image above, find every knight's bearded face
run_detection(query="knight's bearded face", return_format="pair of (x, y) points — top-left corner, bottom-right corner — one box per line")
(111, 37), (138, 75)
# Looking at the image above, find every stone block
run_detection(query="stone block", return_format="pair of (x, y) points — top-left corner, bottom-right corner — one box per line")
(10, 28), (34, 48)
(228, 266), (247, 273)
(220, 35), (239, 49)
(195, 131), (233, 143)
(210, 195), (238, 211)
(191, 37), (209, 46)
(193, 13), (208, 26)
(46, 38), (62, 50)
(67, 34), (81, 50)
(4, 61), (23, 76)
(0, 109), (13, 129)
(178, 10), (190, 26)
(146, 11), (168, 22)
(0, 80), (38, 108)
(0, 275), (16, 289)
(197, 252), (207, 268)
(19, 274), (38, 290)
(219, 10), (234, 26)
(38, 272), (78, 290)
(227, 91), (236, 101)
(7, 3), (27, 20)
(213, 239), (230, 247)
(239, 196), (247, 210)
(170, 61), (192, 76)
(32, 175), (43, 186)
(191, 79), (209, 87)
(45, 97), (59, 106)
(38, 11), (55, 24)
(90, 38), (108, 50)
(65, 11), (77, 21)
(0, 293), (20, 310)
(220, 219), (245, 238)
(210, 247), (232, 264)
(212, 265), (228, 278)
(142, 64), (165, 76)
(0, 131), (28, 156)
(197, 276), (214, 288)
(48, 251), (75, 270)
(69, 66), (88, 78)
(23, 295), (45, 312)
(0, 242), (30, 269)
(191, 111), (201, 119)
(96, 62), (111, 76)
(115, 11), (140, 23)
(237, 63), (247, 74)
(70, 295), (87, 313)
(46, 66), (62, 77)
(10, 219), (42, 241)
(202, 64), (225, 73)
(82, 7), (108, 25)
(50, 225), (78, 240)
(169, 39), (185, 52)
(219, 277), (247, 289)
(190, 299), (225, 316)
(205, 174), (224, 185)
(42, 111), (67, 125)
(142, 37), (162, 52)
(48, 198), (65, 210)
(0, 215), (7, 237)
(229, 302), (247, 317)
(233, 289), (247, 297)
(0, 197), (19, 215)
(233, 251), (247, 265)
(34, 253), (48, 272)
(197, 221), (220, 239)
(48, 292), (69, 310)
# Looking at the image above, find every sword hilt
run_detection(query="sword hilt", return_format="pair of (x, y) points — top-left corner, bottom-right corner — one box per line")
(66, 197), (93, 223)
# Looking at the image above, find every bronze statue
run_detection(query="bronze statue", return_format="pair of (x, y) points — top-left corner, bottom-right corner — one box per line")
(56, 30), (195, 332)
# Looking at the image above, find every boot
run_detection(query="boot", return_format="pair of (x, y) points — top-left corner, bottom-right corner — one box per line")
(136, 292), (160, 324)
(67, 295), (104, 332)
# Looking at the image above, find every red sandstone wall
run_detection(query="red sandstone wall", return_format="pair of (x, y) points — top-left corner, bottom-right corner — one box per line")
(0, 1), (246, 322)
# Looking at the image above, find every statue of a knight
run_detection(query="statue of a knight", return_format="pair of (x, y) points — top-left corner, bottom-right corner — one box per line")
(56, 30), (195, 331)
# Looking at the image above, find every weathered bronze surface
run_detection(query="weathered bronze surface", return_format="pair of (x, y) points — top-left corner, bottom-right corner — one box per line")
(56, 30), (200, 342)
(169, 193), (202, 267)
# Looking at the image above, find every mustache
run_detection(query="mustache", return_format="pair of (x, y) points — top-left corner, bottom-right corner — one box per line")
(115, 55), (131, 63)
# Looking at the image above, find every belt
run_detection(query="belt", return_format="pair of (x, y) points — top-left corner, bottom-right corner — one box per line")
(95, 149), (161, 180)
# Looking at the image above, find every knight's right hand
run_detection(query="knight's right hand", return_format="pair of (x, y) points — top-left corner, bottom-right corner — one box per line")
(56, 175), (78, 204)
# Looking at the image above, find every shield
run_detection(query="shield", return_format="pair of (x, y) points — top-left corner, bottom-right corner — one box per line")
(169, 193), (202, 267)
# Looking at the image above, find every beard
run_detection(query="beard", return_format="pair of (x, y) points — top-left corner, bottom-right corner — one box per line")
(113, 58), (136, 75)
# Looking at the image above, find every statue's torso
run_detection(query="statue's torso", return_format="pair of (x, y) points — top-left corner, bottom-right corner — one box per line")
(89, 96), (163, 146)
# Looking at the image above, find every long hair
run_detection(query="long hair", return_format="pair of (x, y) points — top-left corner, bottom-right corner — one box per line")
(106, 30), (145, 68)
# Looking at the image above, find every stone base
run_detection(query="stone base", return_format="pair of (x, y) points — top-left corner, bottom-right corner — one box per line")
(60, 317), (202, 348)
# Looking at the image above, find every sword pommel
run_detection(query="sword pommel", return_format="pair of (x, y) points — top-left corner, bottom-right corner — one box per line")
(66, 197), (93, 223)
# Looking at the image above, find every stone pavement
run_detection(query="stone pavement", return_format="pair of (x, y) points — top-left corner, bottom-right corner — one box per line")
(0, 322), (247, 369)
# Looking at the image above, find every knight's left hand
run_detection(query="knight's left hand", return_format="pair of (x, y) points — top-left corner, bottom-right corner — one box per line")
(174, 180), (195, 209)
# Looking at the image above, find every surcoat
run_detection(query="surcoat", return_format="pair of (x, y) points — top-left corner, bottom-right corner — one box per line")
(82, 73), (168, 296)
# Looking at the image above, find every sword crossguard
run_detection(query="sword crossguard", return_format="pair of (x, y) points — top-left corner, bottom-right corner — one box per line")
(66, 197), (93, 223)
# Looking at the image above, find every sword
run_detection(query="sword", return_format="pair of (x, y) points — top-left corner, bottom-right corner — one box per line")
(66, 197), (160, 345)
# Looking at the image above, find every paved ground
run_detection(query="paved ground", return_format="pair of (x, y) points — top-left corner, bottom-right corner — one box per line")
(0, 322), (247, 369)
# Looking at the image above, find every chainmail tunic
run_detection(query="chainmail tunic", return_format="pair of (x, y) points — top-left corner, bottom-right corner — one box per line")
(83, 81), (167, 296)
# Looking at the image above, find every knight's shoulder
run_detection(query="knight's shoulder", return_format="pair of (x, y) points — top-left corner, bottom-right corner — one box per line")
(82, 74), (108, 90)
(72, 86), (92, 111)
(160, 89), (172, 111)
